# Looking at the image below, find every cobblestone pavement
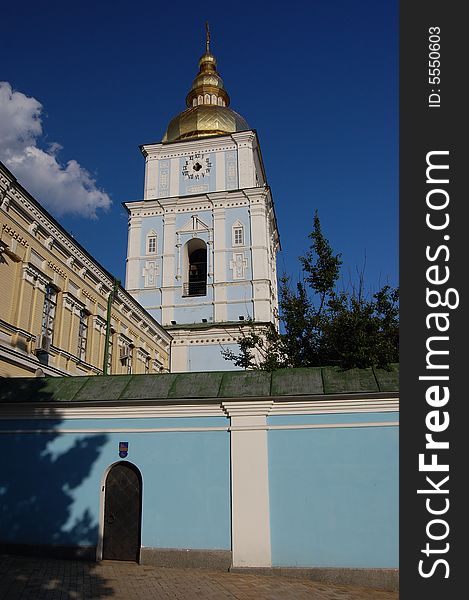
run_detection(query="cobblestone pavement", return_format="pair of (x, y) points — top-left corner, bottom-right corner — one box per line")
(0, 554), (398, 600)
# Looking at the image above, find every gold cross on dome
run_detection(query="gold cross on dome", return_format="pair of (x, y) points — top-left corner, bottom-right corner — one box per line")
(205, 21), (211, 53)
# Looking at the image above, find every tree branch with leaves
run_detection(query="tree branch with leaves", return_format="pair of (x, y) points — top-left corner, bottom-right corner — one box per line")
(222, 211), (398, 371)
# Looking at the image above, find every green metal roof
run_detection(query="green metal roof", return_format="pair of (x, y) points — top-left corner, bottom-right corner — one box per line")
(0, 364), (398, 404)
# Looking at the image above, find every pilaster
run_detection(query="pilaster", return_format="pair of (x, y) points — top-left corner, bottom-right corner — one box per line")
(222, 400), (273, 567)
(213, 206), (227, 322)
(125, 214), (142, 290)
(233, 131), (256, 189)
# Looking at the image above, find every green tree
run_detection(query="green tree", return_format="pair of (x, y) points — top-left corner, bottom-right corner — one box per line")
(322, 285), (399, 369)
(222, 211), (398, 370)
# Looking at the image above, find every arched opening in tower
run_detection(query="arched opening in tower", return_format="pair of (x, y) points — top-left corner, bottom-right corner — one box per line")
(184, 239), (207, 296)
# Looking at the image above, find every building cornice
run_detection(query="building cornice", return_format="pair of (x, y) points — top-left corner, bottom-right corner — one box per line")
(140, 130), (259, 157)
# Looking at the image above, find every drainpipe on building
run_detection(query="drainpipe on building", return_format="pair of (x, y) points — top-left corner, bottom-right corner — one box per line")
(102, 278), (120, 375)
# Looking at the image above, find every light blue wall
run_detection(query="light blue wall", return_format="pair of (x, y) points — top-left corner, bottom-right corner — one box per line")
(225, 283), (252, 303)
(224, 207), (249, 236)
(139, 429), (229, 548)
(0, 416), (231, 550)
(1, 408), (398, 566)
(173, 303), (213, 324)
(267, 413), (398, 568)
(226, 302), (253, 322)
(136, 289), (162, 307)
(224, 207), (252, 285)
(141, 217), (164, 255)
(145, 306), (162, 323)
(138, 216), (164, 289)
(188, 343), (239, 372)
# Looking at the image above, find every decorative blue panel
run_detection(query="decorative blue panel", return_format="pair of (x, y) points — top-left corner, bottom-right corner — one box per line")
(225, 151), (238, 189)
(157, 160), (170, 198)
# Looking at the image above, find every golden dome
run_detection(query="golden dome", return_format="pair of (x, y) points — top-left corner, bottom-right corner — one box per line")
(163, 105), (249, 143)
(162, 24), (249, 143)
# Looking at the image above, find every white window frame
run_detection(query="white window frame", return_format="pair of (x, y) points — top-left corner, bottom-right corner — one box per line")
(146, 231), (157, 255)
(232, 222), (245, 247)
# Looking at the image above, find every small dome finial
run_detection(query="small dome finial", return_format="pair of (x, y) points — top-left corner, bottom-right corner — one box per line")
(205, 21), (211, 53)
(184, 23), (231, 109)
(162, 24), (249, 142)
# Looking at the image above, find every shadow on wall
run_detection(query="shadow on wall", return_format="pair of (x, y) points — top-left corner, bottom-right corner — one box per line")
(0, 378), (108, 563)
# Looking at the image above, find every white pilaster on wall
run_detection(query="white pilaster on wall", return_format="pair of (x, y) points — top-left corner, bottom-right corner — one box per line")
(213, 206), (227, 322)
(162, 213), (176, 287)
(144, 157), (158, 200)
(222, 401), (273, 568)
(233, 131), (256, 189)
(170, 157), (179, 197)
(125, 215), (142, 290)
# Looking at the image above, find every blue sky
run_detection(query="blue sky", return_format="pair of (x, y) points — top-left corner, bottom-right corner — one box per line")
(1, 0), (398, 295)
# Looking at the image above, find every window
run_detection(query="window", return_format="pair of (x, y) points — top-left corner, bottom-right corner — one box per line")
(119, 339), (133, 374)
(145, 354), (150, 374)
(78, 309), (88, 362)
(233, 221), (244, 246)
(233, 227), (243, 246)
(41, 284), (57, 343)
(183, 239), (207, 296)
(147, 232), (157, 255)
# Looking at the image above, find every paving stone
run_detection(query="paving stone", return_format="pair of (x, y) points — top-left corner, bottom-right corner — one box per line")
(0, 554), (398, 600)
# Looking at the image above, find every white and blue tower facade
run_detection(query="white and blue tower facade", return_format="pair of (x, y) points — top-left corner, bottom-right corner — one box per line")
(125, 36), (280, 372)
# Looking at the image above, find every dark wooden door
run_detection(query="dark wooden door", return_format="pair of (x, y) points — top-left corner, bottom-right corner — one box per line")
(102, 462), (142, 561)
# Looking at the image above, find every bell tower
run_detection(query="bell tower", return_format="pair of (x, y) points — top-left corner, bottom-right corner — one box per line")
(125, 26), (280, 372)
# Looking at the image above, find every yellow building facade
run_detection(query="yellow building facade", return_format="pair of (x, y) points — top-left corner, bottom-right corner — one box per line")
(0, 162), (172, 377)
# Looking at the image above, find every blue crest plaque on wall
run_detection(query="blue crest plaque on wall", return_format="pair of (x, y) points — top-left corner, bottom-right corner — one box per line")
(119, 441), (129, 458)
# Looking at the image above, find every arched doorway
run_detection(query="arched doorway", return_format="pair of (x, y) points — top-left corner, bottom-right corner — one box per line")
(183, 238), (207, 296)
(102, 462), (142, 561)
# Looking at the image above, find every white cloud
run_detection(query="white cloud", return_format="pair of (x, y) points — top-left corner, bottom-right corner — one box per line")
(0, 82), (111, 218)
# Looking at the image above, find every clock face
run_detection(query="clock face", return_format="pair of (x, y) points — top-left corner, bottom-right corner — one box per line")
(181, 153), (212, 180)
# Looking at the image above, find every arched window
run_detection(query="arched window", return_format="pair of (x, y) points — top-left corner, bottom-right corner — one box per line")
(183, 238), (207, 296)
